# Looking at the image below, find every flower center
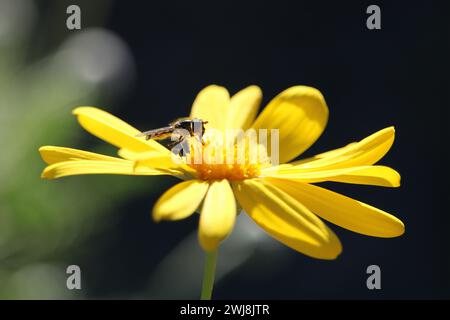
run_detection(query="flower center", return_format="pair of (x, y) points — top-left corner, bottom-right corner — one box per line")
(182, 134), (271, 181)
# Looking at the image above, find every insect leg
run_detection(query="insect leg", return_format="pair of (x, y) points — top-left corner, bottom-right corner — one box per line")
(167, 135), (184, 149)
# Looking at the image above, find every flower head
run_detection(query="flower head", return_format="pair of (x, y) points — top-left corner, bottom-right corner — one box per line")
(39, 85), (404, 259)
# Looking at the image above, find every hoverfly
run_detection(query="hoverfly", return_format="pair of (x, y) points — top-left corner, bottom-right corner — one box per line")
(136, 117), (208, 155)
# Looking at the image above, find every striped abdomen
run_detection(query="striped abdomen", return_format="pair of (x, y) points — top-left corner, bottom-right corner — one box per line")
(142, 126), (174, 140)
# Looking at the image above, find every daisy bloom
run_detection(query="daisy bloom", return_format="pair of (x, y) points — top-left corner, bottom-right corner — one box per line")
(39, 85), (404, 299)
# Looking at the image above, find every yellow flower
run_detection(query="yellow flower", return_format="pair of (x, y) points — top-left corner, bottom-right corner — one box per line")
(39, 85), (404, 260)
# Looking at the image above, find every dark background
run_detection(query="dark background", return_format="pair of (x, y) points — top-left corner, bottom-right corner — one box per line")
(39, 0), (449, 299)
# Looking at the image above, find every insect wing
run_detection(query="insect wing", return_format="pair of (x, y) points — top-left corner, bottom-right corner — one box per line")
(135, 126), (174, 140)
(169, 117), (193, 126)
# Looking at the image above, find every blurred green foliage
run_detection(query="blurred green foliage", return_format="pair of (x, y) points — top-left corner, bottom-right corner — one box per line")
(0, 0), (158, 299)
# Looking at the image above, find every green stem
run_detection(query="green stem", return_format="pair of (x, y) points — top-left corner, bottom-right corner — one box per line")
(200, 249), (218, 300)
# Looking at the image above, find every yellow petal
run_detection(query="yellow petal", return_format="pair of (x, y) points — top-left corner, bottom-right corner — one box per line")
(118, 148), (163, 160)
(287, 127), (395, 170)
(119, 149), (183, 169)
(251, 86), (329, 164)
(39, 146), (125, 164)
(266, 178), (405, 238)
(41, 159), (166, 179)
(313, 142), (358, 159)
(117, 149), (190, 175)
(39, 146), (184, 178)
(153, 180), (209, 222)
(226, 85), (262, 130)
(189, 85), (230, 130)
(199, 180), (236, 252)
(126, 150), (197, 179)
(232, 179), (342, 259)
(73, 107), (169, 154)
(263, 165), (401, 187)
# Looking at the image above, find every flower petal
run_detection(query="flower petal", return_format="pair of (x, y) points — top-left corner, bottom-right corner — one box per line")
(313, 143), (358, 159)
(232, 179), (342, 259)
(251, 86), (329, 164)
(117, 148), (162, 160)
(190, 85), (230, 130)
(227, 85), (262, 130)
(266, 178), (405, 238)
(199, 180), (236, 251)
(153, 180), (209, 222)
(287, 127), (395, 170)
(39, 146), (125, 164)
(41, 159), (166, 179)
(39, 146), (185, 178)
(262, 165), (401, 187)
(73, 107), (169, 154)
